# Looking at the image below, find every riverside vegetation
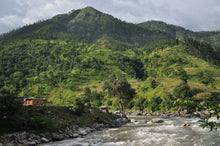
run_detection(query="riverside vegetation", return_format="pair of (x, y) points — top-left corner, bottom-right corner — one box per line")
(0, 6), (220, 139)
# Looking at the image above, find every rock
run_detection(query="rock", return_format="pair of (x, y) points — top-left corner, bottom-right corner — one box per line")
(72, 134), (79, 138)
(78, 129), (88, 136)
(118, 118), (130, 125)
(151, 118), (164, 123)
(33, 135), (40, 140)
(109, 120), (121, 128)
(92, 123), (100, 130)
(39, 133), (46, 138)
(27, 141), (36, 146)
(85, 127), (93, 133)
(136, 112), (142, 116)
(139, 119), (148, 124)
(130, 119), (137, 123)
(41, 137), (49, 143)
(114, 111), (120, 114)
(52, 133), (64, 141)
(9, 135), (16, 141)
(182, 123), (190, 127)
(62, 134), (69, 139)
(72, 125), (79, 131)
(4, 142), (16, 146)
(22, 140), (36, 146)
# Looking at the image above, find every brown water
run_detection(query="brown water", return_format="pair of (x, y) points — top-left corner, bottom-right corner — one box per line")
(43, 116), (220, 146)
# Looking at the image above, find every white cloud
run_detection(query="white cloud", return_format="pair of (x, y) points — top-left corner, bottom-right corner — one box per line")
(0, 15), (23, 33)
(0, 15), (21, 27)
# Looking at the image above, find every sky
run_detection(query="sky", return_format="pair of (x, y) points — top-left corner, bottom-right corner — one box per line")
(1, 0), (220, 34)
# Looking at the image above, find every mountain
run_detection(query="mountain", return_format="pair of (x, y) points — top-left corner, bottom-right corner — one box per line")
(0, 7), (220, 110)
(0, 7), (170, 46)
(138, 20), (220, 48)
(138, 20), (191, 39)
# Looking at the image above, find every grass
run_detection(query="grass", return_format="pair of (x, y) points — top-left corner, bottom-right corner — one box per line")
(157, 77), (182, 94)
(0, 105), (118, 135)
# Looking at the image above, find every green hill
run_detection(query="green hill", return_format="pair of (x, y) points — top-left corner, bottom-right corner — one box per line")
(0, 7), (220, 111)
(0, 7), (169, 46)
(138, 20), (220, 48)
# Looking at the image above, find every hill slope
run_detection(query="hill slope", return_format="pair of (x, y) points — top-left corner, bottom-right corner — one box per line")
(0, 7), (220, 110)
(138, 20), (220, 48)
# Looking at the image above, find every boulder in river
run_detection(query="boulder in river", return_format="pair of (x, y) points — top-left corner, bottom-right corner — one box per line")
(130, 119), (137, 123)
(151, 118), (164, 123)
(182, 123), (190, 127)
(139, 119), (148, 124)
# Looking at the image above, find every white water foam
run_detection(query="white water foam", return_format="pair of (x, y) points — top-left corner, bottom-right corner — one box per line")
(42, 116), (220, 146)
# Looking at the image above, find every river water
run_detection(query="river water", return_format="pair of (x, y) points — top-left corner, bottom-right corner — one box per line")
(43, 116), (220, 146)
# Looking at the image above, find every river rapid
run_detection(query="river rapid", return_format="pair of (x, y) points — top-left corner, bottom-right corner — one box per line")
(43, 116), (220, 146)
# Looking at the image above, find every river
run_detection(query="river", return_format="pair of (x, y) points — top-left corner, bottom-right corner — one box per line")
(43, 116), (220, 146)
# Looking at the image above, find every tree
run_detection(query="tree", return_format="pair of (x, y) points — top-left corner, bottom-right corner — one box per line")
(102, 74), (135, 116)
(151, 79), (158, 89)
(173, 81), (191, 101)
(0, 87), (22, 119)
(173, 81), (193, 111)
(148, 96), (162, 112)
(83, 87), (92, 106)
(69, 97), (85, 115)
(200, 101), (220, 131)
(83, 87), (91, 99)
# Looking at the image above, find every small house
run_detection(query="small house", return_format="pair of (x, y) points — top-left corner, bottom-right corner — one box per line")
(24, 97), (48, 106)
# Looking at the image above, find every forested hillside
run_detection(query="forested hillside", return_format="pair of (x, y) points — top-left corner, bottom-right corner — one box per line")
(138, 20), (220, 48)
(0, 7), (220, 111)
(0, 7), (169, 45)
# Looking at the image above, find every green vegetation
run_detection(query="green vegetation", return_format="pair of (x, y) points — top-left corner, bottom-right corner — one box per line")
(138, 20), (220, 48)
(0, 87), (22, 120)
(0, 7), (220, 132)
(0, 104), (118, 135)
(102, 74), (135, 115)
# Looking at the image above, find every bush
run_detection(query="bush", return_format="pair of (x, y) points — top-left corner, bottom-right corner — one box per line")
(23, 112), (55, 132)
(134, 96), (148, 110)
(69, 97), (85, 114)
(151, 79), (158, 89)
(173, 81), (192, 100)
(148, 96), (162, 112)
(160, 94), (175, 111)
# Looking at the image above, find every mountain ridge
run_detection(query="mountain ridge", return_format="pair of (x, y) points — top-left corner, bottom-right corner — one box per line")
(138, 20), (220, 47)
(0, 7), (170, 45)
(1, 7), (220, 47)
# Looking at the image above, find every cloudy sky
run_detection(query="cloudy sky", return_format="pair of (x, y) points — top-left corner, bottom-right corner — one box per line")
(1, 0), (220, 34)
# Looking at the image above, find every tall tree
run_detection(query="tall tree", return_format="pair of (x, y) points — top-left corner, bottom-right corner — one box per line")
(102, 74), (135, 116)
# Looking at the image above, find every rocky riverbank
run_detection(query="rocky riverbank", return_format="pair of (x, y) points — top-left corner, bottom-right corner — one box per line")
(0, 117), (130, 146)
(123, 109), (208, 117)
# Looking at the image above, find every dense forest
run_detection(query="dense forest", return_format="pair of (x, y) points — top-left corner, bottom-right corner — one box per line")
(0, 6), (220, 114)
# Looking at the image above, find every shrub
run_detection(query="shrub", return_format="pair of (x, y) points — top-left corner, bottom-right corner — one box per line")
(69, 97), (85, 114)
(148, 96), (162, 112)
